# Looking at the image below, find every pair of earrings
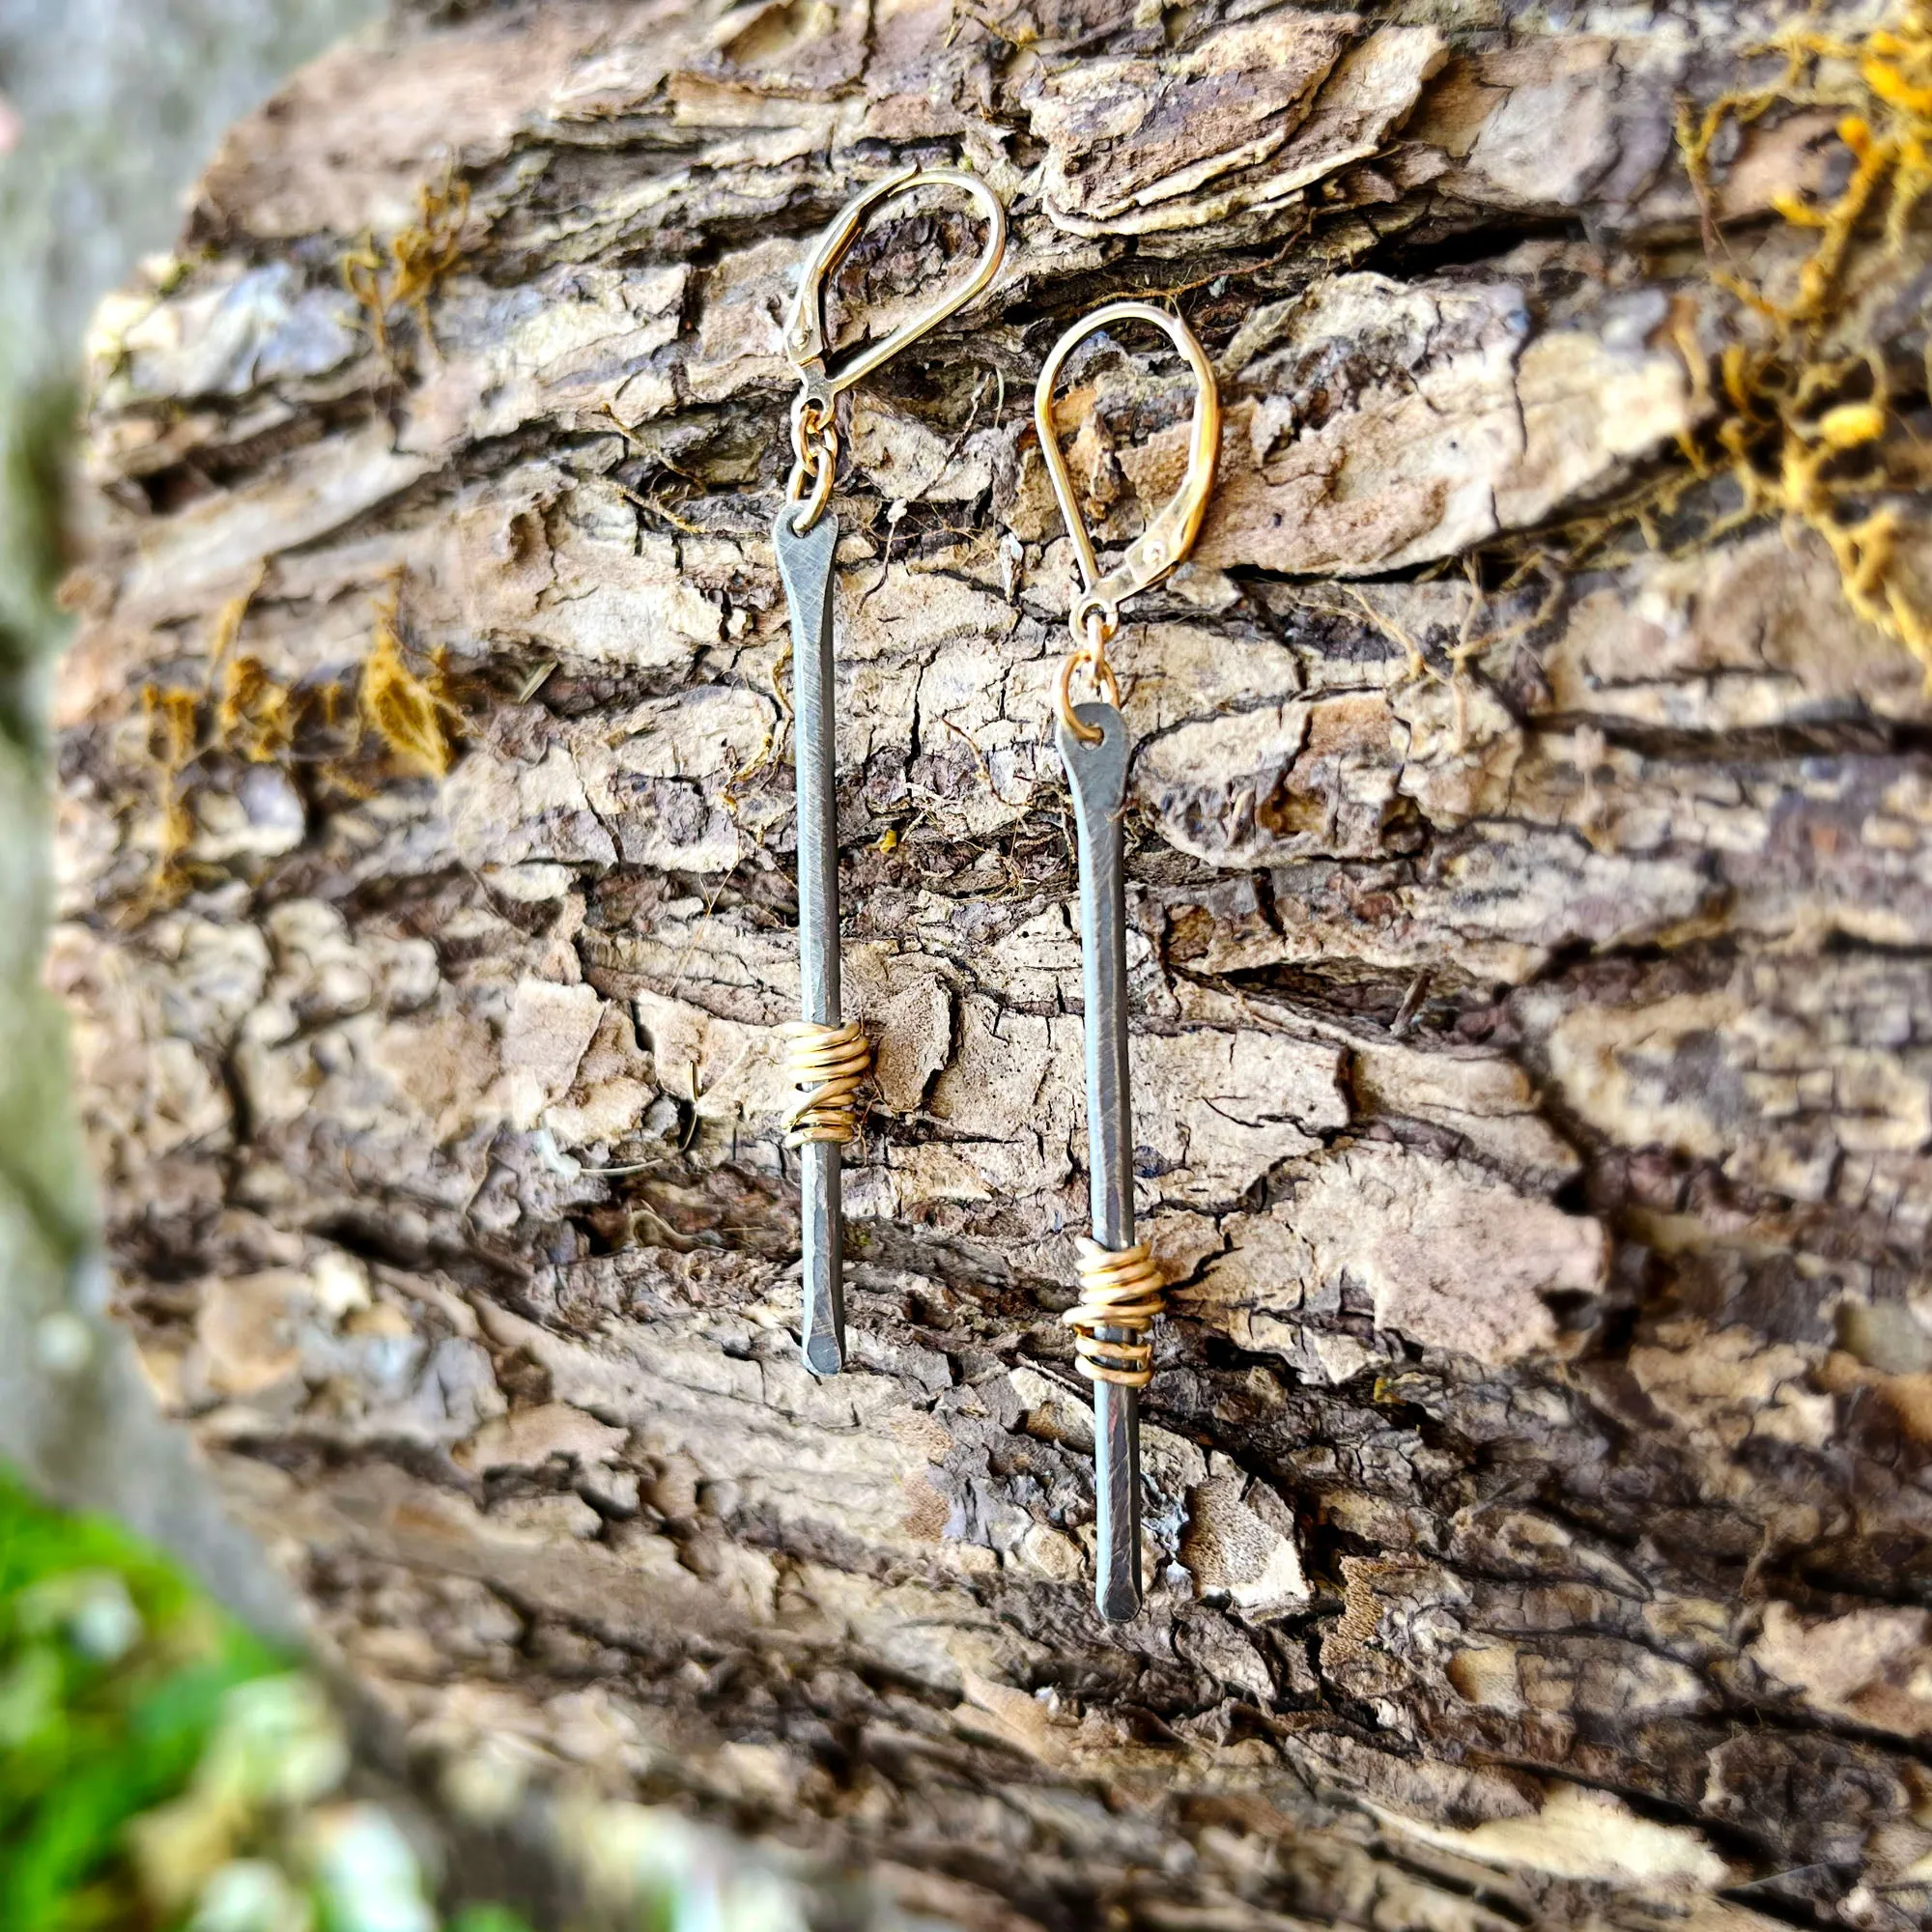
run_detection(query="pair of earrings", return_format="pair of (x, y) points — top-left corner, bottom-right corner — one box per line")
(768, 168), (1221, 1622)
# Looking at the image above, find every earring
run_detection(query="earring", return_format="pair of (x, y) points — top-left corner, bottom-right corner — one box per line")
(1034, 303), (1222, 1618)
(774, 166), (1008, 1376)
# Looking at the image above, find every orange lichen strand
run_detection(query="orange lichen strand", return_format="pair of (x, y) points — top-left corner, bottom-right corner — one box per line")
(1672, 0), (1932, 688)
(358, 578), (459, 779)
(132, 566), (466, 910)
(215, 657), (297, 764)
(1864, 50), (1932, 115)
(142, 683), (197, 771)
(206, 562), (265, 671)
(140, 683), (202, 899)
(342, 167), (470, 365)
(1816, 400), (1887, 446)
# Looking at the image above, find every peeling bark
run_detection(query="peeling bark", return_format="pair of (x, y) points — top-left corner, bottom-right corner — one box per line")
(50, 2), (1932, 1928)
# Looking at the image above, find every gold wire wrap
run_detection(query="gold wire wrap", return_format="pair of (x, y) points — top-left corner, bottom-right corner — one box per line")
(1063, 1236), (1165, 1387)
(781, 1017), (871, 1147)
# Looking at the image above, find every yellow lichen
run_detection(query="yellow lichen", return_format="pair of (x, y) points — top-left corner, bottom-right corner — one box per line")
(135, 568), (465, 908)
(342, 166), (470, 366)
(357, 576), (460, 780)
(206, 563), (290, 766)
(140, 682), (201, 900)
(1673, 1), (1932, 686)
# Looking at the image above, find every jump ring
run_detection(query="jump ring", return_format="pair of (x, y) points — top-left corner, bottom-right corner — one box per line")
(1071, 595), (1118, 652)
(790, 391), (834, 467)
(785, 420), (838, 532)
(1054, 639), (1122, 742)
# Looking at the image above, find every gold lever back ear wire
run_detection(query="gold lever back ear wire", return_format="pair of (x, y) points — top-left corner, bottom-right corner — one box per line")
(1033, 302), (1221, 1618)
(1035, 300), (1221, 746)
(772, 166), (1008, 1376)
(782, 164), (1009, 537)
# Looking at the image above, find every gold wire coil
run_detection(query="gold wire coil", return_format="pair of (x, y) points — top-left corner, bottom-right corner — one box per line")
(1063, 1236), (1164, 1387)
(781, 1017), (870, 1147)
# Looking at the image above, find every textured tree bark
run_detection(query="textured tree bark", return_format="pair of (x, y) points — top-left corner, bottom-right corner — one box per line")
(49, 1), (1932, 1927)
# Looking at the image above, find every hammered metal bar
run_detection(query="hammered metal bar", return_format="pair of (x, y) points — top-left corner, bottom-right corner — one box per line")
(775, 508), (846, 1376)
(1059, 699), (1143, 1622)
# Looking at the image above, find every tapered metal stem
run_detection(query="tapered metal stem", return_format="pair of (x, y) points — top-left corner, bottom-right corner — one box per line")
(775, 509), (846, 1376)
(1059, 701), (1142, 1622)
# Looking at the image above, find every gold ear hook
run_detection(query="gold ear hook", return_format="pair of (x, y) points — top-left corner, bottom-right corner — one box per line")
(1034, 301), (1221, 740)
(781, 164), (1008, 535)
(785, 163), (1009, 409)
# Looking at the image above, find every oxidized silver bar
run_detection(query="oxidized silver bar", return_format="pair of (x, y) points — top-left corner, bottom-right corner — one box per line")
(1059, 700), (1143, 1622)
(775, 509), (846, 1376)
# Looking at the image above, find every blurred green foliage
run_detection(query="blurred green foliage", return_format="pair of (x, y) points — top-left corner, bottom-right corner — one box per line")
(0, 1464), (282, 1931)
(0, 1467), (539, 1932)
(0, 377), (72, 747)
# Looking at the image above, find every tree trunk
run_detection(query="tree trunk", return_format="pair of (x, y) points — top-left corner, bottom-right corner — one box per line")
(50, 1), (1932, 1926)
